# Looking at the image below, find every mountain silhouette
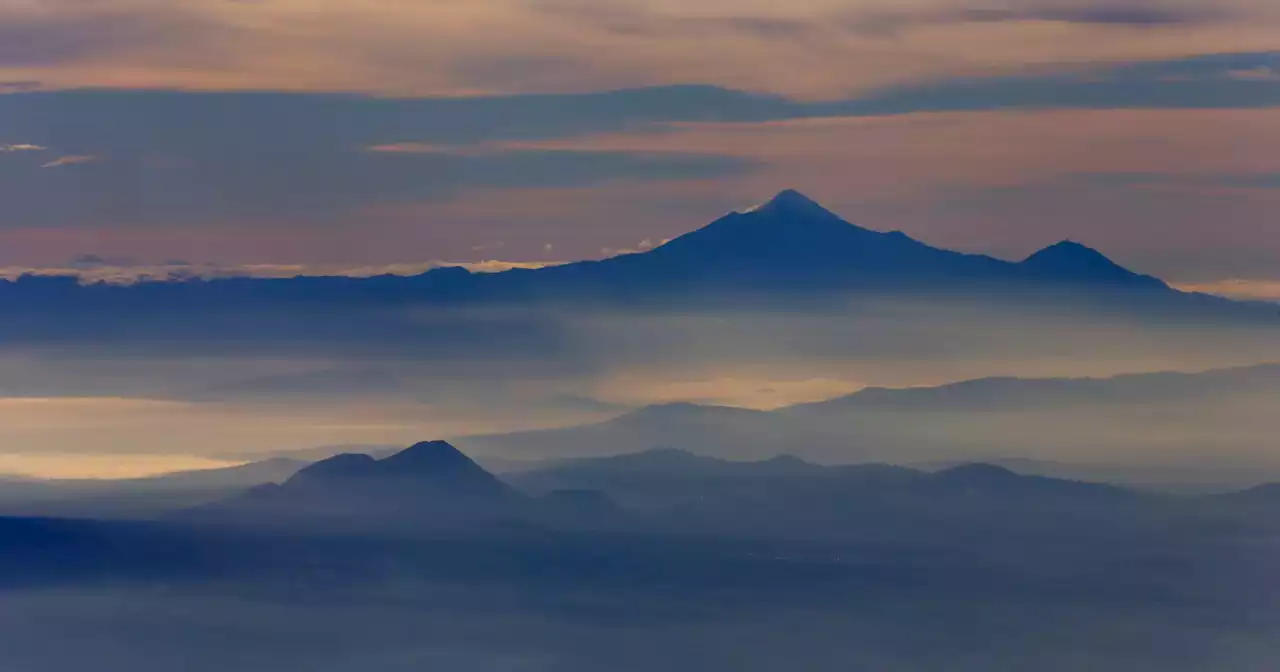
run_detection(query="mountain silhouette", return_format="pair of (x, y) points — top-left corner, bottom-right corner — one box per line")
(460, 188), (1203, 304)
(454, 363), (1280, 485)
(2, 189), (1250, 334)
(1020, 240), (1167, 289)
(509, 448), (1135, 526)
(518, 189), (1033, 296)
(191, 441), (522, 527)
(649, 189), (1006, 275)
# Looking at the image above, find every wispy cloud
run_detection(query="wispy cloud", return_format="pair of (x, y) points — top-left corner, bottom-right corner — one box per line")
(1075, 171), (1280, 190)
(0, 143), (46, 152)
(40, 154), (96, 168)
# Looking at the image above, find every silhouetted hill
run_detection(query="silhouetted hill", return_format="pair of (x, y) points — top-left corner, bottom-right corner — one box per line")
(191, 441), (524, 528)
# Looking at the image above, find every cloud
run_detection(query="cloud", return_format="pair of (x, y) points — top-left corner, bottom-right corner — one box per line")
(0, 143), (46, 152)
(0, 56), (1275, 272)
(0, 0), (1273, 98)
(0, 259), (561, 285)
(0, 51), (1272, 222)
(0, 80), (41, 92)
(69, 254), (113, 267)
(834, 52), (1280, 116)
(1075, 171), (1280, 190)
(525, 1), (816, 40)
(0, 0), (235, 68)
(39, 155), (96, 168)
(841, 4), (1232, 36)
(0, 117), (755, 226)
(1176, 279), (1280, 302)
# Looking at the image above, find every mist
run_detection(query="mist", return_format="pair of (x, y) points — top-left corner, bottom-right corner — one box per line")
(0, 294), (1275, 477)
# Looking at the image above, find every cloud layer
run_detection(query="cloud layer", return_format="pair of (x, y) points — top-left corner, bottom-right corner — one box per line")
(1, 53), (1279, 281)
(2, 0), (1278, 96)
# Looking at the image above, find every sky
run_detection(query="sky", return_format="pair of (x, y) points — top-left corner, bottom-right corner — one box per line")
(0, 0), (1277, 291)
(1, 0), (1280, 478)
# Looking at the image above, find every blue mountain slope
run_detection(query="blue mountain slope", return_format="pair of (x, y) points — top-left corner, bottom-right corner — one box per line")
(1019, 240), (1168, 290)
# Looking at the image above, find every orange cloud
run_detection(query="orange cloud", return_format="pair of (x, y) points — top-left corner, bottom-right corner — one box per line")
(1176, 279), (1280, 302)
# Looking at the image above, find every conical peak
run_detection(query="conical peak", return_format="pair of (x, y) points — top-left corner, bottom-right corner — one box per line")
(768, 189), (817, 208)
(1019, 239), (1167, 289)
(383, 440), (473, 467)
(747, 189), (834, 218)
(1024, 240), (1112, 265)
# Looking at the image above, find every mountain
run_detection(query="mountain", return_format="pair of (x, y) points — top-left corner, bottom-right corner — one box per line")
(455, 363), (1280, 488)
(788, 362), (1280, 414)
(559, 189), (1017, 292)
(508, 448), (908, 509)
(506, 448), (1150, 541)
(0, 190), (1256, 321)
(475, 189), (1192, 302)
(191, 441), (525, 527)
(1, 190), (1268, 359)
(1020, 240), (1167, 289)
(510, 448), (1120, 505)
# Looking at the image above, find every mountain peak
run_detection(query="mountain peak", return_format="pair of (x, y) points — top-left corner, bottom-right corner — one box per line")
(1024, 240), (1113, 265)
(381, 440), (486, 474)
(195, 440), (520, 525)
(742, 189), (836, 219)
(291, 453), (378, 484)
(1022, 240), (1167, 289)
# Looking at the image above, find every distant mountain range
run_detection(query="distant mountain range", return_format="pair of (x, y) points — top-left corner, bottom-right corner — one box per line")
(179, 440), (1277, 544)
(456, 363), (1280, 488)
(0, 190), (1264, 318)
(3, 437), (1276, 557)
(510, 447), (1135, 514)
(7, 362), (1276, 527)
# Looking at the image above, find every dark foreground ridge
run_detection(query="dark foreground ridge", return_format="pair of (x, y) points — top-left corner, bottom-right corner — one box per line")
(1, 440), (1277, 671)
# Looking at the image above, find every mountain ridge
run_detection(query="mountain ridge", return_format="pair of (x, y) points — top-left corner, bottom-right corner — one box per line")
(189, 440), (524, 526)
(0, 190), (1228, 309)
(451, 362), (1280, 487)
